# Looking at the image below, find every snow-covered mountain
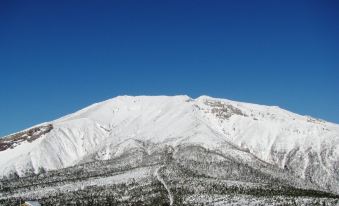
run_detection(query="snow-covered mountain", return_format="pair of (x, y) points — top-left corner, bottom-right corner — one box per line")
(1, 95), (339, 197)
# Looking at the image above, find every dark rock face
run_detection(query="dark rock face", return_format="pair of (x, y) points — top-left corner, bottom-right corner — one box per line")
(0, 124), (53, 152)
(203, 100), (247, 120)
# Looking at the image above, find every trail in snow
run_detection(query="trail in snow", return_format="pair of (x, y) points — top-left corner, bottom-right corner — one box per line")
(155, 165), (174, 206)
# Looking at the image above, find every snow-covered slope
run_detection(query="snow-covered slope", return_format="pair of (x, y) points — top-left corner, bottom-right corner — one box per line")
(1, 95), (338, 194)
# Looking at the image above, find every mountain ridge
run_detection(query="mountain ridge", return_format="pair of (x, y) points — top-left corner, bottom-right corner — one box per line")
(1, 95), (338, 197)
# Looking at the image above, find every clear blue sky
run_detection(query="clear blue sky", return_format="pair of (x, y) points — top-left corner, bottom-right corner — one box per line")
(0, 0), (338, 136)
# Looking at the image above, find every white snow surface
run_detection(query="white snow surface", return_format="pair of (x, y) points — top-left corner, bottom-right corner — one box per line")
(1, 95), (339, 193)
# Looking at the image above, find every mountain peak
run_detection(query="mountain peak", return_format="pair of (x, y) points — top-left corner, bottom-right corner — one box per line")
(1, 95), (339, 196)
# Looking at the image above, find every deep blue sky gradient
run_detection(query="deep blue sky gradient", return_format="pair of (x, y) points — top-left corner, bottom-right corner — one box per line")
(0, 0), (338, 136)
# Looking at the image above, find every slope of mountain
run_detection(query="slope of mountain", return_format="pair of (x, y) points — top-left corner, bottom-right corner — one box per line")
(0, 95), (338, 205)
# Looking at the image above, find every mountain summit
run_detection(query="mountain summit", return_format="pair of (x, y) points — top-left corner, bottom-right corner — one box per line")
(1, 95), (339, 205)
